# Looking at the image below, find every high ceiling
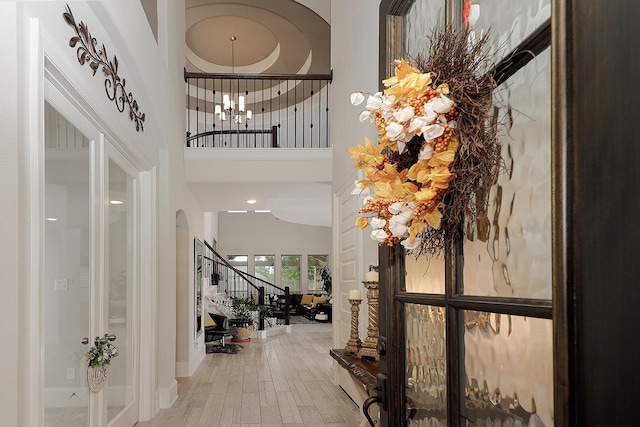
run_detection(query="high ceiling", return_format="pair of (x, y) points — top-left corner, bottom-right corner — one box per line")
(185, 0), (330, 75)
(184, 0), (332, 227)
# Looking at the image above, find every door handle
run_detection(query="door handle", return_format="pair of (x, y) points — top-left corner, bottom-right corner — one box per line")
(363, 373), (388, 426)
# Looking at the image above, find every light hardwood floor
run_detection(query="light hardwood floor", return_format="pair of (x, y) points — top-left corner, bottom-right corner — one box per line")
(136, 323), (362, 427)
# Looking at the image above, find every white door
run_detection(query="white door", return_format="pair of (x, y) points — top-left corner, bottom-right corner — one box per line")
(43, 81), (139, 427)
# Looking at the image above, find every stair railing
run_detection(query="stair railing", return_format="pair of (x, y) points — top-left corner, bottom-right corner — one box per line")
(205, 241), (290, 328)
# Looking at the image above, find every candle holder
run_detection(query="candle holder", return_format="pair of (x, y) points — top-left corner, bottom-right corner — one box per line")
(357, 280), (380, 361)
(344, 299), (362, 355)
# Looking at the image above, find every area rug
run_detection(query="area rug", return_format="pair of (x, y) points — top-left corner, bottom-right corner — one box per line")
(288, 315), (316, 325)
(206, 343), (243, 354)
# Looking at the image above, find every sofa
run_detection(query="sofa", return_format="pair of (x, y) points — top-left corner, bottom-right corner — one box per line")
(298, 294), (332, 321)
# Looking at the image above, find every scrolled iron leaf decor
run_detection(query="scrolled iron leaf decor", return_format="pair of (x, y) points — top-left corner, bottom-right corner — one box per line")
(63, 4), (146, 132)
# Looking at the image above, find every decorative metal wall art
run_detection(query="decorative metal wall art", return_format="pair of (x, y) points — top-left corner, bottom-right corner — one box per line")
(63, 4), (146, 132)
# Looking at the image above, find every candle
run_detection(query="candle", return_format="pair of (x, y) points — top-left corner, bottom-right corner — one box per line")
(349, 289), (362, 300)
(365, 270), (379, 282)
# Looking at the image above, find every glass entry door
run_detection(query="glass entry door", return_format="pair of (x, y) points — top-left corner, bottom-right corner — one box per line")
(377, 1), (554, 425)
(44, 85), (139, 427)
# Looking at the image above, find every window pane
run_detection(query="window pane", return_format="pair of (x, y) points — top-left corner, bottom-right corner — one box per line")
(404, 0), (446, 59)
(462, 312), (553, 426)
(405, 254), (445, 294)
(227, 255), (247, 295)
(307, 255), (328, 292)
(470, 0), (551, 62)
(281, 255), (301, 293)
(463, 48), (552, 299)
(406, 304), (447, 426)
(254, 255), (275, 283)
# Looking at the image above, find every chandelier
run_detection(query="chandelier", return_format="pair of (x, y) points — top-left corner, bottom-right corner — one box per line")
(214, 36), (252, 124)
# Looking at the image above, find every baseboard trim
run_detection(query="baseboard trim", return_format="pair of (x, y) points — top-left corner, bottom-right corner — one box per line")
(158, 379), (177, 409)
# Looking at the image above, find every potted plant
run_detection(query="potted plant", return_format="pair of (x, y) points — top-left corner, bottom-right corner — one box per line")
(230, 296), (258, 342)
(319, 266), (332, 295)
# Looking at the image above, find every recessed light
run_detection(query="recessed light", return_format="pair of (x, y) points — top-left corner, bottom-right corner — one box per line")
(228, 210), (248, 213)
(255, 210), (271, 213)
(46, 217), (58, 222)
(110, 200), (124, 205)
(246, 199), (257, 204)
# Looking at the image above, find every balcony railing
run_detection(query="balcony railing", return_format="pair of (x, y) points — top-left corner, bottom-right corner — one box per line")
(185, 71), (332, 149)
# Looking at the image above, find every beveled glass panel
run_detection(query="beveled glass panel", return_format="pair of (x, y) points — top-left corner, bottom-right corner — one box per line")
(44, 102), (90, 426)
(404, 0), (447, 59)
(470, 0), (551, 62)
(405, 304), (447, 426)
(463, 48), (551, 299)
(107, 159), (136, 423)
(462, 312), (553, 426)
(405, 254), (445, 294)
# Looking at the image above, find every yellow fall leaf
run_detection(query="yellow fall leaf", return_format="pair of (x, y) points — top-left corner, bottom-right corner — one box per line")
(356, 217), (369, 230)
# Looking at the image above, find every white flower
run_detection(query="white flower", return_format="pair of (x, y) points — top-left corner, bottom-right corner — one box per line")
(397, 140), (406, 153)
(371, 229), (389, 242)
(388, 202), (405, 215)
(393, 106), (415, 123)
(421, 124), (445, 141)
(408, 114), (436, 133)
(391, 210), (411, 225)
(389, 221), (408, 237)
(351, 181), (371, 197)
(359, 111), (372, 123)
(448, 120), (457, 129)
(432, 94), (454, 114)
(386, 122), (406, 141)
(401, 237), (422, 250)
(418, 144), (434, 160)
(366, 93), (383, 110)
(370, 217), (386, 229)
(350, 92), (365, 106)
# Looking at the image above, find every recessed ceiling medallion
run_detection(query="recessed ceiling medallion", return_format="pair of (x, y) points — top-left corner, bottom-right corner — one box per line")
(63, 4), (146, 132)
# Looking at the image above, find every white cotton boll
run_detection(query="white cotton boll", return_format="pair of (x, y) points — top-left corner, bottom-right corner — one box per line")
(389, 222), (409, 238)
(359, 111), (372, 123)
(386, 122), (405, 141)
(370, 217), (386, 229)
(422, 124), (445, 141)
(388, 202), (404, 215)
(350, 92), (365, 106)
(432, 94), (454, 114)
(419, 144), (434, 160)
(371, 229), (389, 242)
(408, 116), (428, 133)
(397, 140), (406, 154)
(401, 237), (422, 250)
(393, 106), (415, 123)
(366, 94), (383, 110)
(391, 211), (411, 225)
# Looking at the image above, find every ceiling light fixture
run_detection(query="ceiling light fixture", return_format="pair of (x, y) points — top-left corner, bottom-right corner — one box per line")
(228, 210), (248, 213)
(110, 200), (124, 205)
(215, 36), (252, 124)
(246, 199), (257, 204)
(255, 210), (271, 213)
(46, 217), (58, 222)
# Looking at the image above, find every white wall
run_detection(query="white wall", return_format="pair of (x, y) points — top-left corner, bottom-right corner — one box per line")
(0, 3), (20, 425)
(329, 0), (381, 406)
(218, 212), (330, 293)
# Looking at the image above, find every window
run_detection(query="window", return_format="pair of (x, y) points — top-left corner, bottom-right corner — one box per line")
(227, 255), (247, 294)
(254, 255), (275, 283)
(281, 255), (301, 293)
(307, 255), (328, 292)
